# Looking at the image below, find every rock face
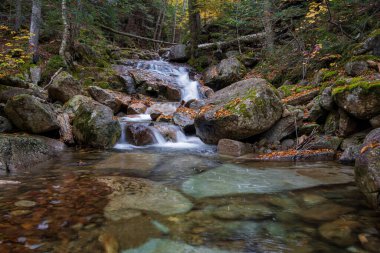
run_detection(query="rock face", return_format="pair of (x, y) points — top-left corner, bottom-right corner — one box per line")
(72, 99), (121, 148)
(48, 71), (82, 103)
(195, 78), (283, 144)
(263, 106), (303, 143)
(345, 61), (369, 76)
(125, 124), (156, 146)
(355, 128), (380, 209)
(168, 44), (189, 62)
(129, 69), (181, 101)
(203, 57), (246, 90)
(0, 134), (65, 172)
(334, 85), (380, 120)
(5, 94), (60, 134)
(88, 86), (121, 113)
(98, 177), (193, 221)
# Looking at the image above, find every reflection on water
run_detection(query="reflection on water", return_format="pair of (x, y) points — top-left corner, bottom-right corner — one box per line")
(0, 148), (379, 253)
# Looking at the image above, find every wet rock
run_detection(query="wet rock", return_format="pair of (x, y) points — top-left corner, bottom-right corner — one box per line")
(324, 111), (340, 135)
(173, 108), (196, 133)
(121, 238), (230, 253)
(297, 203), (354, 223)
(345, 61), (369, 76)
(320, 87), (334, 111)
(217, 139), (249, 157)
(87, 86), (122, 113)
(355, 128), (380, 209)
(370, 115), (380, 128)
(125, 124), (156, 146)
(129, 69), (181, 101)
(152, 123), (179, 141)
(0, 84), (46, 104)
(199, 85), (214, 99)
(195, 78), (283, 144)
(0, 134), (65, 172)
(319, 219), (361, 246)
(203, 57), (246, 90)
(213, 204), (274, 220)
(300, 193), (327, 206)
(127, 102), (147, 115)
(340, 145), (361, 164)
(241, 149), (336, 162)
(72, 99), (121, 148)
(341, 131), (369, 150)
(182, 164), (353, 199)
(48, 71), (82, 103)
(0, 116), (12, 133)
(263, 105), (303, 143)
(98, 177), (193, 221)
(5, 94), (60, 134)
(99, 233), (119, 253)
(168, 44), (189, 62)
(307, 135), (343, 150)
(334, 84), (380, 120)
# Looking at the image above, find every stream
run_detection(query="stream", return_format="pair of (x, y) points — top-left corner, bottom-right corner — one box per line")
(0, 60), (379, 253)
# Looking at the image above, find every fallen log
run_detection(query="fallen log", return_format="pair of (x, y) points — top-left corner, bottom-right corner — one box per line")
(99, 24), (178, 45)
(198, 32), (266, 50)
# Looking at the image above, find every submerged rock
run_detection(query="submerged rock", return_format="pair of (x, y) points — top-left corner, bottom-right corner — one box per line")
(182, 164), (353, 198)
(5, 94), (60, 134)
(203, 57), (246, 90)
(121, 238), (231, 253)
(195, 78), (283, 144)
(319, 219), (361, 246)
(0, 134), (65, 172)
(98, 177), (193, 221)
(213, 204), (274, 220)
(297, 203), (354, 223)
(72, 99), (121, 148)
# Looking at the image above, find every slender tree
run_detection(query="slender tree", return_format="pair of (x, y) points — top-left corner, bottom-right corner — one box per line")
(15, 0), (22, 31)
(29, 0), (41, 63)
(189, 0), (201, 58)
(60, 0), (70, 66)
(263, 0), (274, 53)
(172, 0), (178, 43)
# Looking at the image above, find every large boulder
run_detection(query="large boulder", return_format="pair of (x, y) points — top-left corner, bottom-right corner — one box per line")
(87, 86), (121, 113)
(48, 71), (82, 103)
(203, 57), (246, 90)
(333, 83), (380, 120)
(195, 78), (283, 144)
(129, 69), (181, 101)
(72, 99), (121, 148)
(0, 84), (46, 103)
(0, 134), (65, 172)
(63, 95), (94, 120)
(168, 44), (189, 62)
(5, 94), (60, 134)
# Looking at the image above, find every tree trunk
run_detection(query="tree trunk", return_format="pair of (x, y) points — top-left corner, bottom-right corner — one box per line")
(59, 0), (70, 66)
(172, 0), (178, 43)
(15, 0), (22, 31)
(29, 0), (41, 63)
(198, 32), (265, 51)
(188, 0), (201, 58)
(263, 0), (274, 53)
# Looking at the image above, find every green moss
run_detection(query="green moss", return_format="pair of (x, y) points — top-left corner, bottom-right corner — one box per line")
(278, 85), (295, 97)
(224, 88), (266, 118)
(369, 28), (380, 38)
(350, 55), (380, 62)
(332, 80), (380, 96)
(96, 82), (110, 89)
(322, 70), (338, 81)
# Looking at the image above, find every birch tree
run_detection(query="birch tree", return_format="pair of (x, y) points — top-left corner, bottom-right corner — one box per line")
(29, 0), (41, 63)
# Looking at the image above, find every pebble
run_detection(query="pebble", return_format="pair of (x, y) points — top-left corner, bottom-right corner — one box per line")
(14, 200), (36, 208)
(10, 210), (32, 216)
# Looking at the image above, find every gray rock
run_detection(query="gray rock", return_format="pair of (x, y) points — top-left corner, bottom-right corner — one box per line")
(0, 116), (12, 133)
(48, 71), (82, 103)
(168, 44), (189, 62)
(0, 134), (65, 172)
(284, 89), (319, 106)
(63, 95), (94, 119)
(264, 105), (303, 143)
(338, 109), (358, 137)
(87, 86), (121, 113)
(0, 76), (30, 88)
(30, 66), (41, 85)
(307, 135), (343, 150)
(72, 99), (121, 148)
(173, 108), (196, 133)
(334, 84), (380, 120)
(195, 78), (283, 144)
(217, 139), (249, 157)
(308, 95), (327, 122)
(213, 204), (274, 220)
(370, 115), (380, 128)
(127, 102), (147, 115)
(125, 124), (156, 146)
(121, 239), (231, 253)
(98, 177), (193, 221)
(203, 57), (246, 90)
(339, 145), (361, 164)
(5, 94), (60, 134)
(345, 61), (369, 76)
(324, 111), (340, 135)
(341, 131), (369, 150)
(0, 84), (46, 104)
(320, 87), (334, 111)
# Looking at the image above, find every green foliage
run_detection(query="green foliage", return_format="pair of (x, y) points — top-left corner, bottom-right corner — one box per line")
(322, 70), (338, 82)
(332, 79), (380, 96)
(41, 55), (65, 83)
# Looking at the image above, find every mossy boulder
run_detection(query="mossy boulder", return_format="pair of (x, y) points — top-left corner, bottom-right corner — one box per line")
(72, 100), (121, 148)
(48, 71), (83, 103)
(0, 134), (65, 172)
(203, 57), (246, 90)
(333, 80), (380, 120)
(195, 78), (283, 144)
(5, 94), (60, 134)
(0, 84), (46, 104)
(63, 95), (94, 119)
